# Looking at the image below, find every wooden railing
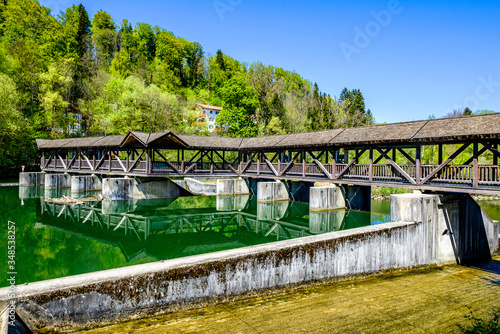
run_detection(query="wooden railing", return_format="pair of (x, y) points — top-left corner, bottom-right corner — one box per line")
(41, 154), (500, 189)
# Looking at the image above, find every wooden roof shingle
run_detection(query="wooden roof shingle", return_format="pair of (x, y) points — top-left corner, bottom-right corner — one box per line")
(36, 113), (500, 151)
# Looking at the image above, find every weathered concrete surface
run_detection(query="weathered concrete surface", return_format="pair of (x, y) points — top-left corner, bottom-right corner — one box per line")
(257, 181), (289, 202)
(309, 186), (345, 211)
(391, 192), (499, 264)
(45, 173), (71, 190)
(19, 172), (45, 187)
(102, 178), (182, 200)
(216, 178), (250, 196)
(78, 256), (500, 334)
(185, 178), (217, 196)
(216, 195), (250, 211)
(71, 175), (102, 193)
(1, 221), (434, 331)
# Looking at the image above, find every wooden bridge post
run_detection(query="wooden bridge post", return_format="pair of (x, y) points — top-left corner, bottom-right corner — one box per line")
(369, 147), (373, 182)
(416, 145), (421, 184)
(302, 150), (306, 178)
(494, 143), (498, 182)
(332, 149), (337, 179)
(473, 142), (479, 188)
(257, 151), (261, 175)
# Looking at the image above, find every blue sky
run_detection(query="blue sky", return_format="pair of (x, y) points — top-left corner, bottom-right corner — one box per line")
(43, 0), (500, 124)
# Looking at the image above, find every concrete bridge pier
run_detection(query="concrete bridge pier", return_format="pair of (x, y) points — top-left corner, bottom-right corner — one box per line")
(309, 184), (371, 211)
(71, 175), (102, 193)
(45, 173), (71, 189)
(216, 178), (250, 196)
(257, 181), (289, 203)
(309, 185), (345, 211)
(19, 172), (45, 187)
(102, 177), (183, 200)
(390, 191), (499, 264)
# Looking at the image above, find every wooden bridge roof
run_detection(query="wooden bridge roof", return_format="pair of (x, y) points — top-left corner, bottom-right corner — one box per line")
(36, 113), (500, 151)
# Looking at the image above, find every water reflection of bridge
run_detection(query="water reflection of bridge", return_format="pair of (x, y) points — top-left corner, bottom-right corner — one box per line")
(37, 196), (378, 262)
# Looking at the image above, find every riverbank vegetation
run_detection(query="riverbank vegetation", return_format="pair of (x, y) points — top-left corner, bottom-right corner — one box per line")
(0, 0), (374, 176)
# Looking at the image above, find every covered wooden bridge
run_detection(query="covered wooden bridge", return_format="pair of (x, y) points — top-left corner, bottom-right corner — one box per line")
(37, 113), (500, 194)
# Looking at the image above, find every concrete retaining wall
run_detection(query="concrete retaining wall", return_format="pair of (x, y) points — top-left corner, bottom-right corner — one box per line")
(19, 172), (45, 187)
(2, 221), (432, 331)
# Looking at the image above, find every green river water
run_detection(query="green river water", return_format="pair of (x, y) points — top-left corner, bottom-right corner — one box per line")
(0, 186), (498, 288)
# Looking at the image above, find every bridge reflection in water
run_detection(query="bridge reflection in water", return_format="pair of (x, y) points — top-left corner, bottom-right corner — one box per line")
(36, 193), (388, 263)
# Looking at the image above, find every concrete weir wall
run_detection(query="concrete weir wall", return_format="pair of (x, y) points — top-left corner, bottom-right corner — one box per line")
(19, 172), (45, 187)
(4, 221), (433, 331)
(102, 178), (181, 200)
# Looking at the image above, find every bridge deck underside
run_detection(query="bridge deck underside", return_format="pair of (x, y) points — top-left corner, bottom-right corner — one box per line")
(40, 139), (500, 195)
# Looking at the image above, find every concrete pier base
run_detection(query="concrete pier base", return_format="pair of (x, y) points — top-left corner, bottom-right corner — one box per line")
(19, 172), (45, 187)
(309, 210), (346, 234)
(309, 185), (345, 211)
(390, 192), (499, 264)
(102, 177), (182, 200)
(257, 181), (289, 202)
(216, 178), (250, 196)
(71, 175), (102, 193)
(257, 201), (290, 221)
(45, 173), (71, 189)
(216, 195), (250, 211)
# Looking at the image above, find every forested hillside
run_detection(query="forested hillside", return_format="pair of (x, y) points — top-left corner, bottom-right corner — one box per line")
(0, 0), (373, 176)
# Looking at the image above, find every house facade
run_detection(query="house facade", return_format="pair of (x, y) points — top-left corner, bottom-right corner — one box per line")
(193, 104), (222, 133)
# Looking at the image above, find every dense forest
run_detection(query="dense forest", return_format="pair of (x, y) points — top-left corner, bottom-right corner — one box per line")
(0, 0), (376, 175)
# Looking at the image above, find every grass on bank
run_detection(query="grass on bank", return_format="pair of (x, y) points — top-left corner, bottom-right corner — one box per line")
(460, 308), (500, 333)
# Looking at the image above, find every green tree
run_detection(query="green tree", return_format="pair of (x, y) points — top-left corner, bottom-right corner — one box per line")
(0, 74), (33, 174)
(216, 75), (258, 137)
(91, 10), (116, 68)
